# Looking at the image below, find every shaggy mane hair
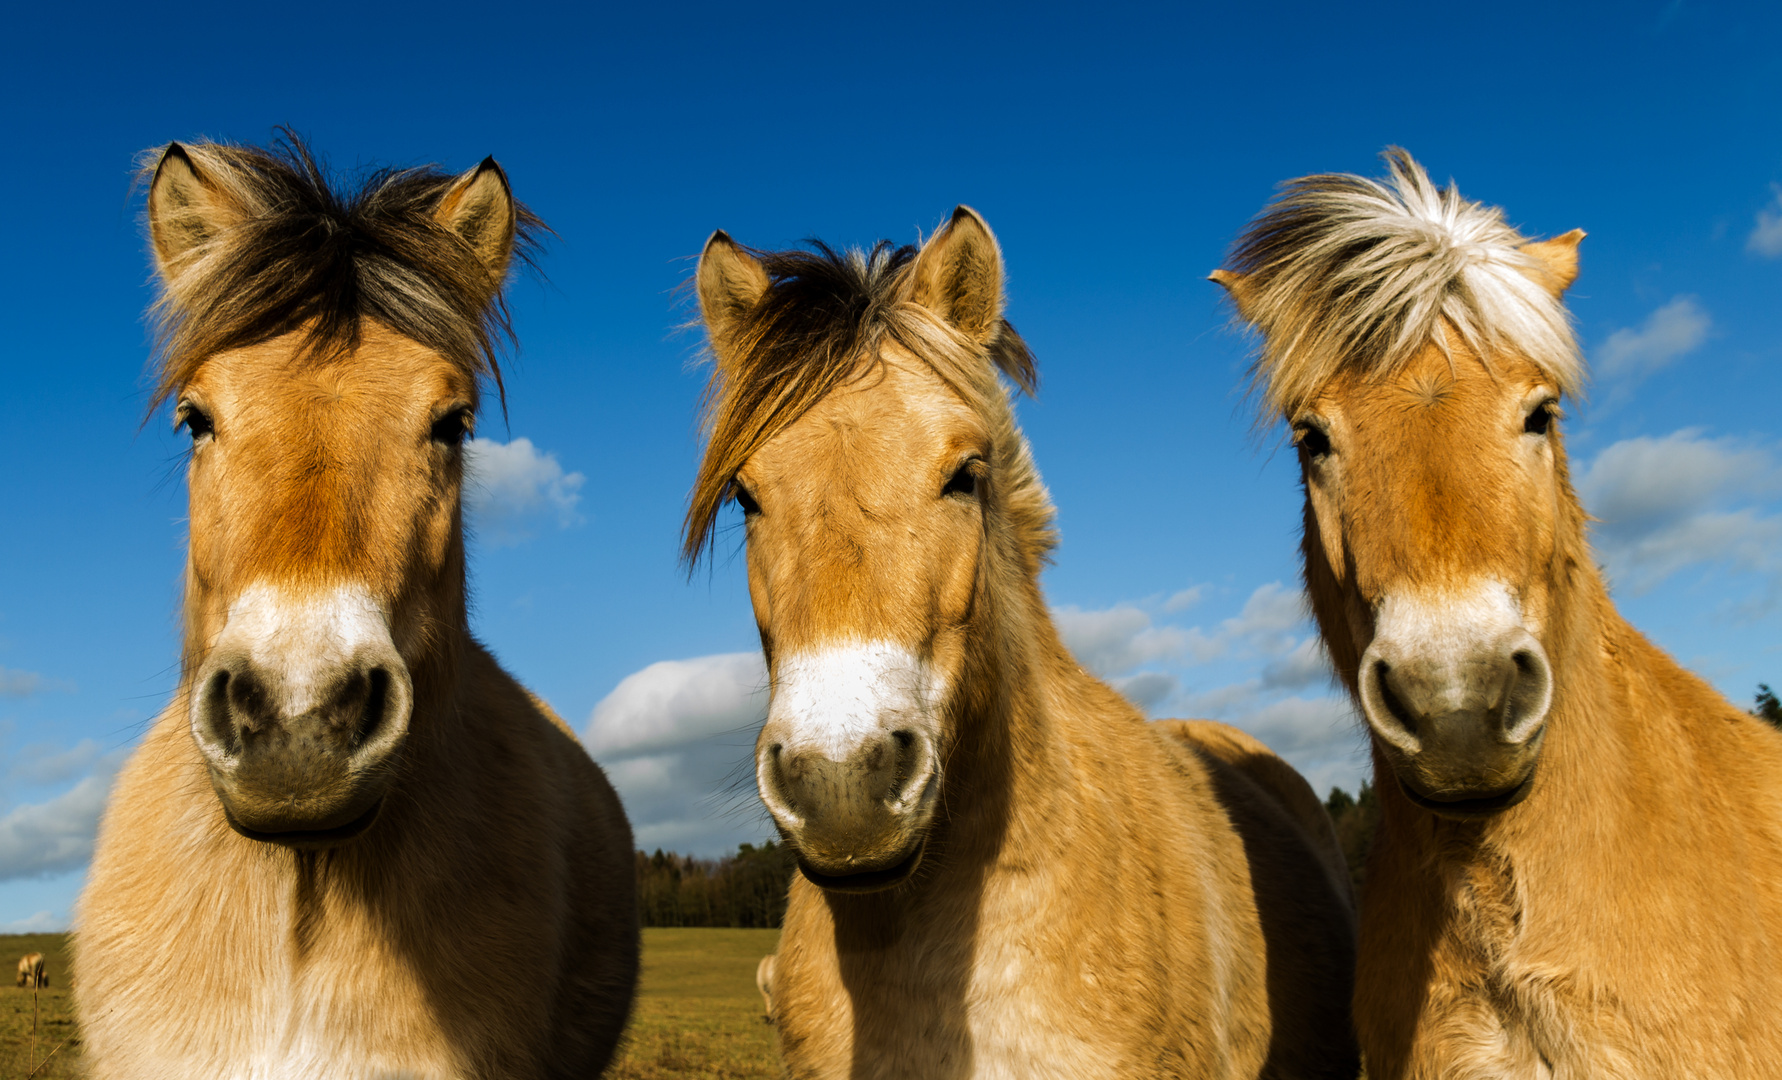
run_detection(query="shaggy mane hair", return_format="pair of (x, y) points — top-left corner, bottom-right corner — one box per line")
(1225, 148), (1583, 419)
(142, 132), (543, 412)
(683, 239), (1039, 565)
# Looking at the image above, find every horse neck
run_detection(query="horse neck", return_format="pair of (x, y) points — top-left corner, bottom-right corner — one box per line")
(929, 557), (1096, 870)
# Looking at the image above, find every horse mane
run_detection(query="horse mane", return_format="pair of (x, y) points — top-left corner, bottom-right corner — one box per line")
(683, 239), (1041, 566)
(140, 131), (543, 413)
(1224, 147), (1583, 420)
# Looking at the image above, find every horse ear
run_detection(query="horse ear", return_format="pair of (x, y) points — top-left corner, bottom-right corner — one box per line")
(1518, 229), (1585, 297)
(910, 206), (1006, 344)
(697, 230), (769, 362)
(147, 143), (245, 285)
(434, 157), (517, 282)
(1209, 268), (1260, 322)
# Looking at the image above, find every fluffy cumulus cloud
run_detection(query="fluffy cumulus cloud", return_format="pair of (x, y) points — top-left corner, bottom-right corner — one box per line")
(463, 436), (585, 546)
(1058, 582), (1365, 797)
(0, 750), (128, 883)
(1595, 296), (1710, 384)
(1749, 185), (1782, 258)
(1578, 429), (1782, 595)
(583, 653), (773, 855)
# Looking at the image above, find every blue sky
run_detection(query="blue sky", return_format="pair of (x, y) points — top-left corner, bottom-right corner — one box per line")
(3, 0), (1780, 930)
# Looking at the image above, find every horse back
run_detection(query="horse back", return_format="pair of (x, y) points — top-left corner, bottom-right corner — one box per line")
(1154, 718), (1360, 1079)
(1158, 719), (1353, 902)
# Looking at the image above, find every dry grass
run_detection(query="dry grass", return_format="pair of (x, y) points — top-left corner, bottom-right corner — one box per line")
(2, 928), (784, 1080)
(1, 934), (80, 1080)
(608, 928), (782, 1080)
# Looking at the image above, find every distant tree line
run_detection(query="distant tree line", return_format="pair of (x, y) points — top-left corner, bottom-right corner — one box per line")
(1755, 684), (1781, 728)
(636, 841), (797, 928)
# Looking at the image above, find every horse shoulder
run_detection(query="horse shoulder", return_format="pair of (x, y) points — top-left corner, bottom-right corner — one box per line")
(1153, 718), (1353, 904)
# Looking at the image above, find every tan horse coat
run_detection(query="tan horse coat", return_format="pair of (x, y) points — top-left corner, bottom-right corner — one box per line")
(73, 138), (636, 1080)
(17, 953), (46, 989)
(1217, 150), (1782, 1078)
(693, 212), (1359, 1078)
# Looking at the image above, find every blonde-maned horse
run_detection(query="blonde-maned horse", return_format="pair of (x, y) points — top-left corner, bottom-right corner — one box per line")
(1213, 149), (1782, 1079)
(689, 209), (1360, 1079)
(74, 137), (638, 1079)
(17, 953), (46, 989)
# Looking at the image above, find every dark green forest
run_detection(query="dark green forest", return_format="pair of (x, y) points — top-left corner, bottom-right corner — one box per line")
(635, 842), (796, 928)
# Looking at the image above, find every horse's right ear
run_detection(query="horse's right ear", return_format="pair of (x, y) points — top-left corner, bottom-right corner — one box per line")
(1518, 229), (1585, 297)
(1209, 268), (1260, 323)
(697, 230), (769, 363)
(147, 143), (243, 287)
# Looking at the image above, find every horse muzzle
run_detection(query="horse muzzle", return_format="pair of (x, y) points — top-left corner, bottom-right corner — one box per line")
(756, 729), (939, 893)
(1357, 588), (1553, 820)
(190, 583), (413, 847)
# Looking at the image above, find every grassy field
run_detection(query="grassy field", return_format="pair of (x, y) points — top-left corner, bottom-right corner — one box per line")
(609, 928), (781, 1079)
(1, 934), (79, 1080)
(2, 928), (782, 1080)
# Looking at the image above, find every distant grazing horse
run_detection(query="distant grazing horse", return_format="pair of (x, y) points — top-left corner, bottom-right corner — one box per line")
(757, 954), (776, 1024)
(17, 953), (46, 989)
(74, 137), (637, 1079)
(689, 209), (1359, 1078)
(1213, 148), (1782, 1078)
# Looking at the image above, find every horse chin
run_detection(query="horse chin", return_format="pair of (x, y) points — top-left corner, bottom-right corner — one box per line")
(1397, 771), (1536, 821)
(216, 788), (387, 850)
(796, 839), (927, 894)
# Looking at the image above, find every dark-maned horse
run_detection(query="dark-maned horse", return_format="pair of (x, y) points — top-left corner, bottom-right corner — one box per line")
(689, 208), (1359, 1078)
(75, 136), (637, 1079)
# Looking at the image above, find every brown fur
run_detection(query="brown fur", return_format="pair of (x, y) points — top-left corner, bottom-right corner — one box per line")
(17, 953), (47, 989)
(74, 137), (636, 1079)
(1218, 154), (1782, 1078)
(694, 210), (1358, 1078)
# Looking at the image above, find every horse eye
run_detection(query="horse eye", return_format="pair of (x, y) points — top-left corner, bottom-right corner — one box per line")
(431, 410), (473, 446)
(176, 402), (214, 442)
(1296, 424), (1332, 459)
(733, 483), (762, 516)
(1524, 400), (1559, 436)
(944, 462), (979, 499)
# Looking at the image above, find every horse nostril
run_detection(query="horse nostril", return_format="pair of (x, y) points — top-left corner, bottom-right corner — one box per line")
(201, 669), (242, 756)
(355, 668), (390, 748)
(1375, 660), (1419, 736)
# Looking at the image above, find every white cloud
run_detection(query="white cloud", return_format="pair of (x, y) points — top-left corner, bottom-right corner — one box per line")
(464, 436), (585, 547)
(1051, 583), (1367, 796)
(1260, 636), (1331, 692)
(0, 752), (127, 882)
(1163, 585), (1205, 613)
(0, 668), (72, 698)
(583, 653), (772, 857)
(8, 739), (106, 785)
(1749, 185), (1782, 258)
(584, 652), (767, 758)
(1595, 296), (1710, 383)
(1053, 605), (1207, 674)
(1578, 429), (1782, 593)
(2, 910), (61, 933)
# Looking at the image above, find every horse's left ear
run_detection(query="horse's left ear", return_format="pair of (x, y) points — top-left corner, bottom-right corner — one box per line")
(1518, 229), (1585, 297)
(1209, 268), (1260, 323)
(434, 157), (517, 283)
(912, 206), (1007, 344)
